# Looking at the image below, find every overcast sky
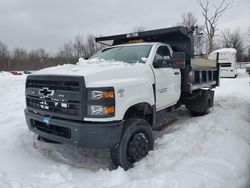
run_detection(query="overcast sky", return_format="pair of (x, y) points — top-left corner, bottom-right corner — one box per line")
(0, 0), (249, 52)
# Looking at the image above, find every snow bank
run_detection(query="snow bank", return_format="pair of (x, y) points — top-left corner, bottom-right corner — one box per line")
(34, 58), (145, 76)
(0, 71), (12, 76)
(77, 57), (132, 65)
(0, 71), (250, 187)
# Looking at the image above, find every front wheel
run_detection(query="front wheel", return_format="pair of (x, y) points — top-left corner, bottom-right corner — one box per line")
(111, 118), (154, 170)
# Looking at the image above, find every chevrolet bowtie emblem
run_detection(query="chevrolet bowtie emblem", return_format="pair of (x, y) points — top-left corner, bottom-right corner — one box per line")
(38, 87), (55, 97)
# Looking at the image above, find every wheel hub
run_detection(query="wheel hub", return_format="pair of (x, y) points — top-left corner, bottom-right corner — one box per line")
(128, 133), (149, 162)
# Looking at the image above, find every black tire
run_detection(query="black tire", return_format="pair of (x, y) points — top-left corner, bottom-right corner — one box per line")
(111, 118), (154, 170)
(37, 135), (60, 144)
(190, 111), (208, 116)
(190, 90), (213, 116)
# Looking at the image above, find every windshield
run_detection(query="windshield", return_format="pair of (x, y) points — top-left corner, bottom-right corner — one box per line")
(90, 45), (152, 63)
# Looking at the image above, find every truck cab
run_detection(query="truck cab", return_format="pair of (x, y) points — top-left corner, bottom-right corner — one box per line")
(25, 26), (219, 170)
(87, 42), (181, 116)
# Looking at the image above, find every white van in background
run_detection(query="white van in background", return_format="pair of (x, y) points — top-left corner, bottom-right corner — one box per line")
(209, 48), (237, 78)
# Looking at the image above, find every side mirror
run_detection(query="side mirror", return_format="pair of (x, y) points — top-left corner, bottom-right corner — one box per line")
(153, 59), (170, 68)
(171, 52), (185, 69)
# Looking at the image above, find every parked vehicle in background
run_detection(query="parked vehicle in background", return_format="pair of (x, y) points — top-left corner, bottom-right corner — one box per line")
(24, 26), (220, 170)
(209, 48), (237, 78)
(23, 71), (32, 75)
(10, 71), (23, 75)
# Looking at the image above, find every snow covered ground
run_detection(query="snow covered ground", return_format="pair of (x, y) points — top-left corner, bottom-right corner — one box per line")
(0, 71), (12, 76)
(0, 69), (250, 188)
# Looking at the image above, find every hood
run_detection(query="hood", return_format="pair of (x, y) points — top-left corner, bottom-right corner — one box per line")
(34, 58), (152, 87)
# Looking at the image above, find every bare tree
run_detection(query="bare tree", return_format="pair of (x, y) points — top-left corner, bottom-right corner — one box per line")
(10, 48), (29, 70)
(198, 0), (232, 54)
(30, 48), (49, 58)
(0, 41), (10, 70)
(58, 41), (75, 59)
(0, 41), (9, 58)
(12, 48), (28, 61)
(194, 25), (207, 55)
(58, 34), (103, 60)
(73, 35), (87, 59)
(37, 48), (49, 59)
(244, 48), (250, 62)
(180, 12), (198, 28)
(1, 33), (107, 71)
(85, 34), (104, 58)
(220, 28), (244, 61)
(177, 12), (206, 55)
(28, 48), (49, 64)
(245, 27), (250, 61)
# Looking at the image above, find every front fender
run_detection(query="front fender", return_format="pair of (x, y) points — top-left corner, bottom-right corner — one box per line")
(84, 65), (155, 122)
(84, 78), (155, 122)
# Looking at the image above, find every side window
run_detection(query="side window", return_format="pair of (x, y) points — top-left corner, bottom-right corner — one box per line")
(154, 46), (171, 62)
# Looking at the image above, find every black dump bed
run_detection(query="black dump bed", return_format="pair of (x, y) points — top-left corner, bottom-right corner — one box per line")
(96, 26), (193, 63)
(96, 26), (219, 94)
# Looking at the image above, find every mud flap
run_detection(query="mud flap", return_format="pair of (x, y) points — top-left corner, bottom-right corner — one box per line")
(185, 89), (214, 114)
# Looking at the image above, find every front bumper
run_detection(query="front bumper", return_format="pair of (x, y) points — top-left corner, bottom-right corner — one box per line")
(25, 109), (123, 149)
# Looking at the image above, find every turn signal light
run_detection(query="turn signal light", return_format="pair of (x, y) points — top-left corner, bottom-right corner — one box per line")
(104, 106), (115, 114)
(103, 91), (114, 99)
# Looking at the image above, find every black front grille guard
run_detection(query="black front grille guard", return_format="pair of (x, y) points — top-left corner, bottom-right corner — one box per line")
(25, 75), (85, 121)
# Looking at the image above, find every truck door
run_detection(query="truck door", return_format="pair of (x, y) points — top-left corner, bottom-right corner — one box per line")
(153, 45), (181, 110)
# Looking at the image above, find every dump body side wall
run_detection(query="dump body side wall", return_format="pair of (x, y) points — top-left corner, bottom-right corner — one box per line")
(180, 58), (219, 95)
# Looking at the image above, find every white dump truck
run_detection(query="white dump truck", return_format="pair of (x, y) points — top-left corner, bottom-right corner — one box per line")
(25, 26), (220, 169)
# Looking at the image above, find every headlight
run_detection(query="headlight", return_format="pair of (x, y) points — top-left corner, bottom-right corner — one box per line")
(86, 87), (115, 118)
(88, 105), (115, 116)
(88, 90), (114, 100)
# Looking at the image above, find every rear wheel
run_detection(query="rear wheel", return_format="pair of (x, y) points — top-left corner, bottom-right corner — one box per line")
(186, 89), (214, 116)
(190, 110), (207, 116)
(190, 93), (211, 116)
(111, 118), (154, 170)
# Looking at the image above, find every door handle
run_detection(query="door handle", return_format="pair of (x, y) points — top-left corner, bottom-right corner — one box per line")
(174, 72), (179, 75)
